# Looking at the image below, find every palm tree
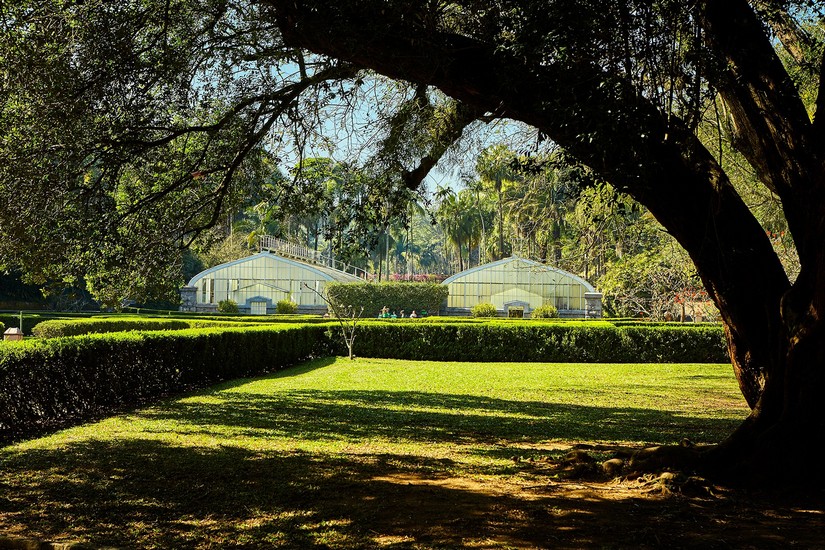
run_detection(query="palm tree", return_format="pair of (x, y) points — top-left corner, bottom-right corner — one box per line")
(434, 188), (463, 271)
(435, 187), (482, 272)
(476, 144), (520, 260)
(463, 178), (495, 265)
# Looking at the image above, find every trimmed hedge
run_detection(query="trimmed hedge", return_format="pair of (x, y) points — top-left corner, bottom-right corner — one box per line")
(0, 324), (328, 440)
(334, 322), (728, 363)
(0, 313), (49, 336)
(31, 317), (256, 338)
(326, 282), (448, 317)
(1, 312), (113, 336)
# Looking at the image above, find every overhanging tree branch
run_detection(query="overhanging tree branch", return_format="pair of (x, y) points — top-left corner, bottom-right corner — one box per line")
(701, 0), (816, 252)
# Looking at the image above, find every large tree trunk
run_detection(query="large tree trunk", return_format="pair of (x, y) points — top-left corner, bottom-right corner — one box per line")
(266, 0), (825, 485)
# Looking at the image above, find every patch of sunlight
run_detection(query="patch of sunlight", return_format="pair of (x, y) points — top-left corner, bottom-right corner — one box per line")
(176, 395), (227, 405)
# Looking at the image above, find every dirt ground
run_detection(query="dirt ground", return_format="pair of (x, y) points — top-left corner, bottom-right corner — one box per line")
(352, 472), (824, 549)
(330, 448), (825, 550)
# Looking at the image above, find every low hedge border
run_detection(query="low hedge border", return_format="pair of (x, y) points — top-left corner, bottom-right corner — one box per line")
(31, 317), (263, 338)
(339, 322), (727, 363)
(0, 324), (328, 442)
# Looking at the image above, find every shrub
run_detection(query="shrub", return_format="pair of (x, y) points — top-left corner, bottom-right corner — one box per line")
(531, 304), (559, 318)
(470, 303), (498, 318)
(218, 299), (239, 313)
(326, 282), (448, 317)
(276, 299), (299, 314)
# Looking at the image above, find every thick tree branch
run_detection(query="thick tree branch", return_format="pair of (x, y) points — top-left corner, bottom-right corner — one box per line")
(401, 100), (483, 191)
(813, 53), (825, 144)
(701, 0), (817, 259)
(749, 0), (819, 66)
(701, 1), (812, 194)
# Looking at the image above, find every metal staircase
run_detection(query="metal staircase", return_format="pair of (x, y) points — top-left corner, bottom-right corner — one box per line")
(257, 235), (372, 279)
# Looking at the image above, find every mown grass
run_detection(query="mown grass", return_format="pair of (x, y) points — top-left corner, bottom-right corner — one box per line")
(0, 358), (749, 548)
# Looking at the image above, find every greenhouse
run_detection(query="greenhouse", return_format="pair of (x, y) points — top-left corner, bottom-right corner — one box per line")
(180, 251), (362, 314)
(442, 257), (602, 318)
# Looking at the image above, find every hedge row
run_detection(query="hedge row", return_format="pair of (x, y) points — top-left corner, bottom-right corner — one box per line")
(0, 313), (52, 336)
(31, 317), (260, 338)
(0, 324), (328, 441)
(1, 312), (117, 336)
(326, 282), (448, 317)
(340, 322), (728, 363)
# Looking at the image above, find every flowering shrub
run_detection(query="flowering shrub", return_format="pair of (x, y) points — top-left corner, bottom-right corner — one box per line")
(388, 273), (447, 283)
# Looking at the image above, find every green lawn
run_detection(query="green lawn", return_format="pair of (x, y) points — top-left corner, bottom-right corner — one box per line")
(0, 358), (749, 548)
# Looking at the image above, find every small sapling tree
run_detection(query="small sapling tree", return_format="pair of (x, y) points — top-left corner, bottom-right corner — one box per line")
(302, 283), (364, 359)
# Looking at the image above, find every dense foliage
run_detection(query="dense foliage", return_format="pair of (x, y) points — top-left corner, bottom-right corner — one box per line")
(326, 282), (447, 317)
(0, 324), (326, 440)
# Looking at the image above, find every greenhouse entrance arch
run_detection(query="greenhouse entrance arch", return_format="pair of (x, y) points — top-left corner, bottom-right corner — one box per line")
(441, 257), (602, 318)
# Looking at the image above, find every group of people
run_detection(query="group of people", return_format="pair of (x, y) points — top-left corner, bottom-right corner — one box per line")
(378, 306), (426, 319)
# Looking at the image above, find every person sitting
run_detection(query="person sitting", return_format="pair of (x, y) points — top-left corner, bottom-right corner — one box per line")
(409, 310), (418, 318)
(399, 309), (405, 318)
(390, 311), (397, 319)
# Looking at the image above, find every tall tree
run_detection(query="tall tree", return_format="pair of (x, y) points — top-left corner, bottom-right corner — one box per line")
(267, 0), (825, 483)
(476, 144), (520, 259)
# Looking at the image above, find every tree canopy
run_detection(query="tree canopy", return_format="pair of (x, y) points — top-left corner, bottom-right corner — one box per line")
(0, 0), (477, 303)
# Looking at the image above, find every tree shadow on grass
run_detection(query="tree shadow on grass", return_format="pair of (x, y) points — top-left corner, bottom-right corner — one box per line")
(1, 438), (821, 549)
(142, 389), (743, 447)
